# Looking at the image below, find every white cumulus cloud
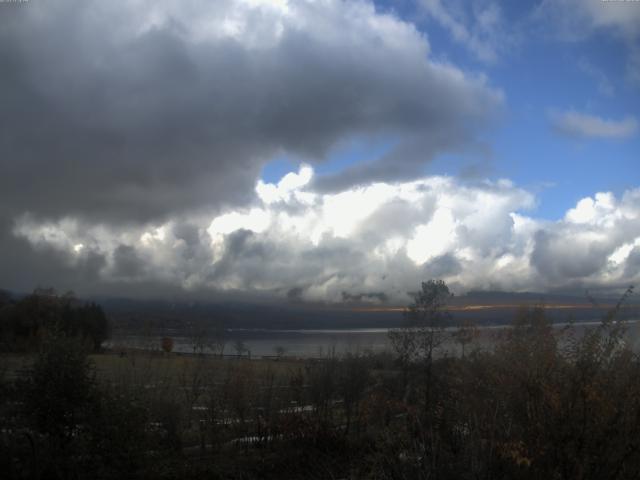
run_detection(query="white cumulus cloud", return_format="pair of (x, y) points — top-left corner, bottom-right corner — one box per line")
(12, 166), (640, 302)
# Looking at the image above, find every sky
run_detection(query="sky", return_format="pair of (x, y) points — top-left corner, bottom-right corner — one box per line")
(0, 0), (638, 304)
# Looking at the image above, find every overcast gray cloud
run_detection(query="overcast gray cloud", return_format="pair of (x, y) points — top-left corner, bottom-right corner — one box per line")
(0, 0), (501, 224)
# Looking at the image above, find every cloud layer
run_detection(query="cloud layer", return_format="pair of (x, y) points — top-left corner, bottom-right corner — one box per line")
(536, 0), (640, 86)
(11, 167), (640, 302)
(419, 0), (519, 64)
(550, 110), (638, 139)
(0, 0), (501, 224)
(1, 0), (637, 302)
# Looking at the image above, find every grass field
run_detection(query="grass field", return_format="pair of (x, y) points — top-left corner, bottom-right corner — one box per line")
(2, 350), (305, 386)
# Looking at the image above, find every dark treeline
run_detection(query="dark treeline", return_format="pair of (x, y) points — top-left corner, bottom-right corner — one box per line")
(0, 288), (109, 352)
(1, 281), (640, 479)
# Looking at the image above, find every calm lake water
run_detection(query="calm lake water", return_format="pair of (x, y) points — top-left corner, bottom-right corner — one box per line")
(107, 319), (640, 358)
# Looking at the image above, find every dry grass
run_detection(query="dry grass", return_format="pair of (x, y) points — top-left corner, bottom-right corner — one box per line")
(2, 351), (302, 387)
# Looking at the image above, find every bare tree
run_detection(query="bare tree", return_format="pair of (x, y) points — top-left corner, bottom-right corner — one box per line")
(209, 320), (228, 357)
(453, 318), (478, 359)
(233, 339), (247, 358)
(388, 280), (452, 410)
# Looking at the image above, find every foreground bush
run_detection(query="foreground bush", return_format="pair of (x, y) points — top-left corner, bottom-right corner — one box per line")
(2, 286), (639, 479)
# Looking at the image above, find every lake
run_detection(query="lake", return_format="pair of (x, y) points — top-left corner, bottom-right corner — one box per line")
(107, 319), (640, 358)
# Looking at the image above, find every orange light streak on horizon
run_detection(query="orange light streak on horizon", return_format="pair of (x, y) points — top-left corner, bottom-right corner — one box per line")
(349, 303), (624, 313)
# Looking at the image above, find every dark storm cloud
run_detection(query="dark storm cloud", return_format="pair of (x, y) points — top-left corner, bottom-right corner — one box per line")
(204, 227), (394, 300)
(112, 245), (147, 279)
(341, 291), (389, 303)
(172, 221), (214, 265)
(423, 254), (462, 278)
(207, 229), (278, 288)
(0, 0), (501, 226)
(286, 287), (305, 303)
(625, 247), (640, 278)
(0, 215), (107, 293)
(531, 230), (609, 280)
(172, 223), (201, 250)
